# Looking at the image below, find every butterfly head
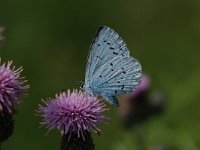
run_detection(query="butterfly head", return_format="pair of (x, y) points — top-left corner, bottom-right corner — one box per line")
(80, 82), (84, 89)
(80, 82), (90, 92)
(80, 83), (96, 97)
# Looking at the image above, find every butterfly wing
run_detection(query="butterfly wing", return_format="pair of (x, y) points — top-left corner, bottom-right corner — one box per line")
(91, 56), (142, 105)
(84, 26), (129, 88)
(84, 26), (142, 105)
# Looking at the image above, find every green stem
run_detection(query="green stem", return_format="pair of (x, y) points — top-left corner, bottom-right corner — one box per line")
(134, 126), (146, 150)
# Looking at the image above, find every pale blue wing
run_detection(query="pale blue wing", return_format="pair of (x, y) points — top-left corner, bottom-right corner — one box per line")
(100, 95), (119, 106)
(85, 26), (129, 88)
(84, 26), (142, 105)
(90, 56), (142, 105)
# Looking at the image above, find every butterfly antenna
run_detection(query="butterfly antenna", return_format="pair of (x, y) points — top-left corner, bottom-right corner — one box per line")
(74, 81), (84, 89)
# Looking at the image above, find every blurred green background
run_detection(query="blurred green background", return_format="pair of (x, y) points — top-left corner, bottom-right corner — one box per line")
(0, 0), (200, 149)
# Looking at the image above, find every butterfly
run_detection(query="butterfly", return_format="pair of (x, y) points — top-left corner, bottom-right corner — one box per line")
(82, 26), (142, 106)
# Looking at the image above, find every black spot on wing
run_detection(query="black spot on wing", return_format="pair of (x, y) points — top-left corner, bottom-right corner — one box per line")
(96, 56), (102, 60)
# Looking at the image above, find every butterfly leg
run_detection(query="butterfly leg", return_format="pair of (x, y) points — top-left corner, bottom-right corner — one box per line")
(102, 95), (119, 106)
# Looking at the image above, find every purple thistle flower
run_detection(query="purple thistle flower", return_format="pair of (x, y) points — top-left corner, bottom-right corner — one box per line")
(118, 74), (166, 128)
(0, 59), (29, 113)
(131, 74), (150, 98)
(38, 90), (106, 139)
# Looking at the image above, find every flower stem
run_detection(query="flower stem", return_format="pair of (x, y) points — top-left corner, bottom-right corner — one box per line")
(61, 131), (95, 150)
(134, 126), (146, 150)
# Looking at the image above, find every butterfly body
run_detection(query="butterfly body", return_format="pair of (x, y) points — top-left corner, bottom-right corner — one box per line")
(83, 26), (142, 106)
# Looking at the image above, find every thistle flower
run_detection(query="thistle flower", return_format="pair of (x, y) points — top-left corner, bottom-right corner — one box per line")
(118, 74), (166, 128)
(38, 90), (106, 150)
(131, 74), (150, 97)
(38, 90), (106, 138)
(0, 59), (29, 112)
(0, 60), (28, 145)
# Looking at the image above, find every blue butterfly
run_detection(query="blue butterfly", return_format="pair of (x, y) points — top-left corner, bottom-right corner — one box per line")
(83, 26), (142, 106)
